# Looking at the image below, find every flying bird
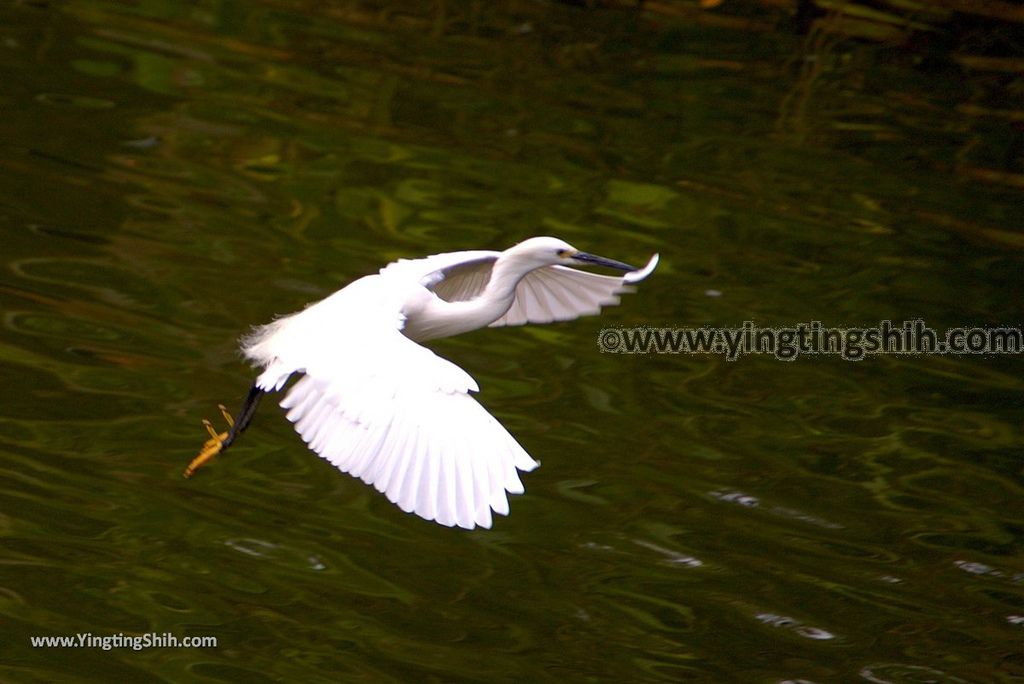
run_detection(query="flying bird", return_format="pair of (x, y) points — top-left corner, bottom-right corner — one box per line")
(186, 236), (658, 529)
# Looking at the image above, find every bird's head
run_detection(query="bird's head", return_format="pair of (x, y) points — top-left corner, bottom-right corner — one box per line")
(510, 236), (639, 272)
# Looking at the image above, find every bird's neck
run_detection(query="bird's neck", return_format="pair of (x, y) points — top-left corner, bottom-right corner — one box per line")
(446, 255), (532, 328)
(482, 254), (532, 305)
(403, 255), (534, 342)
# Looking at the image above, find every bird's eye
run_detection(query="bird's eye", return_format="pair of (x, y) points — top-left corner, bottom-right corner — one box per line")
(557, 249), (569, 257)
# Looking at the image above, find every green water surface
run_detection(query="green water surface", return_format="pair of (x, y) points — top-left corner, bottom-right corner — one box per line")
(0, 2), (1022, 682)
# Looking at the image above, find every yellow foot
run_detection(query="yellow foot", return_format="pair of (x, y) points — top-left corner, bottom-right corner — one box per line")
(184, 405), (235, 478)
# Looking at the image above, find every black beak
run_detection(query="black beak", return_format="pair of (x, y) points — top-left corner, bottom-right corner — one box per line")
(571, 252), (638, 272)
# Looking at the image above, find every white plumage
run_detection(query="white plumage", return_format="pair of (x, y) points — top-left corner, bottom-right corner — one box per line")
(232, 236), (659, 529)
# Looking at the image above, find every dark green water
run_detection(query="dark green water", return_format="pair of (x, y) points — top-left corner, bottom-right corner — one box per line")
(1, 1), (1022, 682)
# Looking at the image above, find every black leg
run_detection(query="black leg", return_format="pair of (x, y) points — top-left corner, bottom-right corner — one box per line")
(222, 383), (264, 452)
(185, 382), (267, 478)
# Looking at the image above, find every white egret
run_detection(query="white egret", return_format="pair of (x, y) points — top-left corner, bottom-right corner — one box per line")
(187, 236), (659, 529)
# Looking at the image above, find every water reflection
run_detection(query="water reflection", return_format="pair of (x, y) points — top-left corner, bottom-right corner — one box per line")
(0, 0), (1022, 682)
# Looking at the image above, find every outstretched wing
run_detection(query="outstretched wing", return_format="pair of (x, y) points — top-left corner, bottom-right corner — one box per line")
(278, 370), (537, 529)
(430, 258), (497, 303)
(493, 253), (660, 327)
(380, 250), (659, 326)
(380, 250), (499, 300)
(244, 278), (538, 530)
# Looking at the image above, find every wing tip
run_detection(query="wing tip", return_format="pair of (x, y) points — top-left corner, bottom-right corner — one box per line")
(624, 253), (659, 284)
